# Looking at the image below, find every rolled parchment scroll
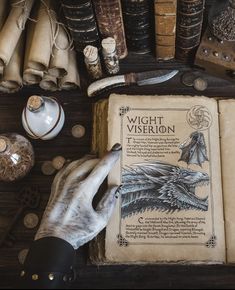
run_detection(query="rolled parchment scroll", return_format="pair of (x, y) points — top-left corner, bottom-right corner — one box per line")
(48, 24), (72, 79)
(0, 34), (24, 93)
(0, 0), (35, 68)
(27, 0), (56, 73)
(59, 50), (80, 90)
(40, 73), (58, 92)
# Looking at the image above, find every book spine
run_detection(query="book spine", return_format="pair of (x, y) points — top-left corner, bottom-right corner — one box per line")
(176, 0), (205, 62)
(155, 0), (177, 60)
(122, 0), (154, 55)
(92, 0), (128, 59)
(61, 0), (100, 52)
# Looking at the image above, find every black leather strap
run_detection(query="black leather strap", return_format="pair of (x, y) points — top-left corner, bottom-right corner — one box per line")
(18, 237), (76, 289)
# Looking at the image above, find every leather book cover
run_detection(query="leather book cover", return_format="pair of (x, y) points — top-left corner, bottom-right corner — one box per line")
(61, 0), (100, 52)
(155, 0), (177, 60)
(92, 0), (128, 59)
(176, 0), (205, 62)
(122, 0), (154, 54)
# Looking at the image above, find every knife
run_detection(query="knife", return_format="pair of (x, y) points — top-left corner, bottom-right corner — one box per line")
(87, 70), (179, 97)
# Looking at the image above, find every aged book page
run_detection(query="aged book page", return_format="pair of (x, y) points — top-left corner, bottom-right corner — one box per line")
(105, 94), (225, 263)
(219, 100), (235, 263)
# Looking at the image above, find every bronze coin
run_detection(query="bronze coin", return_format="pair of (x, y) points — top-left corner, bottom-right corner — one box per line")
(193, 77), (208, 92)
(41, 161), (56, 176)
(181, 72), (198, 87)
(23, 213), (39, 229)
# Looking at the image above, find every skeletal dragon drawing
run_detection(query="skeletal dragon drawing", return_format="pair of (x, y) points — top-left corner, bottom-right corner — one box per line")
(121, 161), (209, 218)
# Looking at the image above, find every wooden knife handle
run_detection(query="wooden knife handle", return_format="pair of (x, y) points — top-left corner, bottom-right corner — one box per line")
(87, 73), (136, 97)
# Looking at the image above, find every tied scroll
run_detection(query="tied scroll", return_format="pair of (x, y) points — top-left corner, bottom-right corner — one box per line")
(0, 0), (35, 69)
(40, 73), (58, 92)
(0, 34), (24, 93)
(26, 0), (56, 76)
(59, 50), (81, 91)
(0, 0), (9, 77)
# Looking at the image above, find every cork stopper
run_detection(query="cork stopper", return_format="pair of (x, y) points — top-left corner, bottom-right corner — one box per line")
(102, 37), (116, 54)
(0, 138), (7, 153)
(84, 45), (98, 63)
(27, 96), (44, 112)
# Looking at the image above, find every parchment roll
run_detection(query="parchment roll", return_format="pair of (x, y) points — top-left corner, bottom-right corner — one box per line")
(40, 73), (58, 92)
(59, 50), (80, 90)
(0, 0), (35, 67)
(27, 0), (56, 73)
(48, 24), (71, 79)
(0, 34), (24, 93)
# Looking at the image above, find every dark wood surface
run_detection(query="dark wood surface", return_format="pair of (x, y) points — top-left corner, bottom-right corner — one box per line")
(0, 52), (234, 289)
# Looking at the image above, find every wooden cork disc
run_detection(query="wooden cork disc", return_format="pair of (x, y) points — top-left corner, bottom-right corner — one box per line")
(27, 96), (44, 112)
(52, 156), (66, 170)
(84, 45), (98, 62)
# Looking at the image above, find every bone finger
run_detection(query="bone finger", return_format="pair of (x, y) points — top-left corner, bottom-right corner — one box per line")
(49, 155), (96, 205)
(82, 144), (122, 201)
(96, 186), (119, 221)
(55, 159), (100, 203)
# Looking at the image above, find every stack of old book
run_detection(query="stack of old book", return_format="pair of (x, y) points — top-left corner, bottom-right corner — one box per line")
(122, 0), (154, 54)
(61, 0), (100, 52)
(93, 0), (128, 59)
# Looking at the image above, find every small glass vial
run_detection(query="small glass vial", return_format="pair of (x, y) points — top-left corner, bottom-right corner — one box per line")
(83, 45), (103, 80)
(102, 37), (120, 75)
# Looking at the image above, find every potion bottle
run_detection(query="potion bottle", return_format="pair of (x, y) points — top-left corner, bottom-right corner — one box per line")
(0, 134), (35, 182)
(22, 96), (65, 140)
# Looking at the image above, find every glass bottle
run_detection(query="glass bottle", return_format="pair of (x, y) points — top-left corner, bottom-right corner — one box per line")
(22, 96), (65, 140)
(102, 37), (120, 75)
(0, 134), (35, 182)
(84, 45), (103, 80)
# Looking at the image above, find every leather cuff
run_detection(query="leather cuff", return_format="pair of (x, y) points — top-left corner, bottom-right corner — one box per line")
(18, 237), (76, 289)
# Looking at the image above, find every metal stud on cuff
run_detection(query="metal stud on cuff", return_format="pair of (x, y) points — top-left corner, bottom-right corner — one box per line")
(48, 273), (55, 281)
(32, 274), (39, 281)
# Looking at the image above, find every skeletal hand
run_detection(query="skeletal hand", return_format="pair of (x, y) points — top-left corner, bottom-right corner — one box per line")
(35, 144), (122, 249)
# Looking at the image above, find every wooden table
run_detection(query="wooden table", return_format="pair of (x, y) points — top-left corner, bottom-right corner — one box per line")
(0, 53), (235, 289)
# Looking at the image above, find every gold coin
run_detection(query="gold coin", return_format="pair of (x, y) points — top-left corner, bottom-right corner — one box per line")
(71, 125), (86, 139)
(193, 78), (208, 92)
(18, 249), (29, 265)
(52, 156), (66, 170)
(23, 213), (39, 229)
(41, 161), (56, 176)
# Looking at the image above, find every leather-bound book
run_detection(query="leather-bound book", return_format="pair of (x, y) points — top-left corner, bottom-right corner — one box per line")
(176, 0), (205, 62)
(155, 0), (177, 60)
(121, 0), (154, 54)
(92, 0), (128, 59)
(61, 0), (100, 52)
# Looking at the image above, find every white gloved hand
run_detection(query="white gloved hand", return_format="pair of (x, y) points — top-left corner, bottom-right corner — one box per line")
(35, 144), (122, 250)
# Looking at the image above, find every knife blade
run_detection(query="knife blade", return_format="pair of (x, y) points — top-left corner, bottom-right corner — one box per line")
(87, 70), (179, 97)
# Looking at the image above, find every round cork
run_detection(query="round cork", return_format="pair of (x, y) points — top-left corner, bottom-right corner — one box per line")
(84, 45), (98, 62)
(102, 37), (116, 54)
(193, 77), (208, 92)
(0, 138), (7, 153)
(41, 161), (56, 176)
(27, 96), (44, 112)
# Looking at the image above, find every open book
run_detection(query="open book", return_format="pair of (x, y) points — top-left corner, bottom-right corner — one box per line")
(91, 94), (235, 264)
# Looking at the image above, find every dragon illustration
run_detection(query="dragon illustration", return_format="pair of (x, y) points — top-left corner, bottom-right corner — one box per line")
(121, 161), (209, 218)
(179, 131), (209, 167)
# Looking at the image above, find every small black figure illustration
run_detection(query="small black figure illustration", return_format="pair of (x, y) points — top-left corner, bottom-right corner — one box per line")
(179, 131), (209, 167)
